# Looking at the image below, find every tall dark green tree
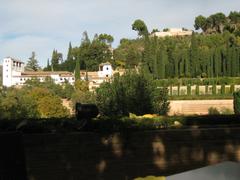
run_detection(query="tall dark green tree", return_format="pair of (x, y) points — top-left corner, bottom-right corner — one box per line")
(51, 50), (63, 71)
(26, 51), (40, 71)
(67, 42), (73, 61)
(190, 33), (198, 77)
(75, 56), (80, 80)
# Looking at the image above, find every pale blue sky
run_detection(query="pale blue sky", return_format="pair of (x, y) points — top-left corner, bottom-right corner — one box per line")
(0, 0), (239, 67)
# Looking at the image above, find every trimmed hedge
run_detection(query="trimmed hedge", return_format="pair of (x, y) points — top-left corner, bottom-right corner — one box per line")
(234, 91), (240, 114)
(156, 77), (240, 87)
(0, 115), (240, 133)
(169, 95), (233, 100)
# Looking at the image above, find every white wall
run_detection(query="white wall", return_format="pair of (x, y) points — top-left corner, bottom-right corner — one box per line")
(98, 64), (113, 78)
(3, 57), (25, 87)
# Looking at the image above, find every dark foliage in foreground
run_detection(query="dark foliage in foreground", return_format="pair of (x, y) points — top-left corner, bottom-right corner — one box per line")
(0, 115), (240, 134)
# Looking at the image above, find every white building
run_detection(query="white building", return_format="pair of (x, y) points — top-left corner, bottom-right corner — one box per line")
(98, 62), (113, 78)
(151, 28), (193, 38)
(2, 57), (118, 89)
(2, 57), (75, 87)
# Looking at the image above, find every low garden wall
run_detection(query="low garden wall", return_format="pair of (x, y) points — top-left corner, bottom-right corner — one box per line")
(169, 99), (233, 115)
(167, 84), (240, 96)
(21, 127), (240, 180)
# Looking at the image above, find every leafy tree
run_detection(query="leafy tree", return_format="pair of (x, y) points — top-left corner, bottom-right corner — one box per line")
(152, 87), (169, 115)
(114, 38), (144, 68)
(71, 90), (96, 105)
(64, 83), (75, 100)
(209, 12), (227, 33)
(96, 72), (169, 116)
(229, 11), (240, 24)
(74, 80), (89, 92)
(28, 87), (70, 118)
(98, 34), (114, 45)
(194, 15), (207, 32)
(37, 95), (69, 118)
(233, 91), (240, 114)
(51, 49), (63, 71)
(163, 28), (169, 32)
(25, 52), (40, 71)
(0, 88), (39, 120)
(132, 19), (149, 37)
(151, 28), (160, 33)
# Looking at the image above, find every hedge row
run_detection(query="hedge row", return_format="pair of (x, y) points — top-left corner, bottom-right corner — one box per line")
(168, 84), (237, 99)
(0, 115), (240, 133)
(156, 77), (240, 87)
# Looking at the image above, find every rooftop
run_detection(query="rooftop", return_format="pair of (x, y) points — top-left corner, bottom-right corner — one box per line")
(5, 57), (25, 64)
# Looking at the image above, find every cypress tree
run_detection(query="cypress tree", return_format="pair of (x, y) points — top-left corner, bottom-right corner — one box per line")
(158, 48), (167, 79)
(226, 46), (232, 76)
(190, 32), (198, 77)
(151, 37), (158, 78)
(51, 49), (62, 71)
(75, 56), (80, 80)
(209, 50), (214, 78)
(214, 48), (221, 77)
(184, 50), (190, 77)
(142, 36), (152, 75)
(231, 48), (237, 77)
(67, 42), (73, 62)
(236, 48), (240, 76)
(173, 49), (179, 77)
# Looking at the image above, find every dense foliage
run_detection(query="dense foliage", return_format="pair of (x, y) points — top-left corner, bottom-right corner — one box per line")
(117, 12), (240, 79)
(25, 51), (40, 71)
(233, 91), (240, 114)
(0, 114), (240, 133)
(44, 32), (114, 72)
(0, 86), (70, 120)
(194, 11), (240, 35)
(0, 77), (98, 120)
(96, 71), (169, 116)
(41, 11), (240, 81)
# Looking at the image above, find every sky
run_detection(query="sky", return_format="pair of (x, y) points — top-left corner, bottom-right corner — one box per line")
(0, 0), (240, 67)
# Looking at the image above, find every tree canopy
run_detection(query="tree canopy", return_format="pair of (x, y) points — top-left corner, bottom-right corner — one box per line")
(132, 19), (149, 37)
(25, 52), (40, 71)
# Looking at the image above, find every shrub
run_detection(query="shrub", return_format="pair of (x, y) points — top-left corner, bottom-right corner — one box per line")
(221, 84), (225, 95)
(233, 91), (240, 114)
(152, 87), (169, 115)
(208, 107), (220, 115)
(96, 72), (169, 116)
(220, 107), (234, 115)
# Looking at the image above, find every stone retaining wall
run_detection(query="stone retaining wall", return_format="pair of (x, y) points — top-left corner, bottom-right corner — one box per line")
(169, 100), (233, 115)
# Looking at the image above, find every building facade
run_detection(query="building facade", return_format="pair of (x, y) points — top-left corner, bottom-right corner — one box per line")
(2, 57), (119, 90)
(151, 28), (193, 38)
(2, 57), (75, 87)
